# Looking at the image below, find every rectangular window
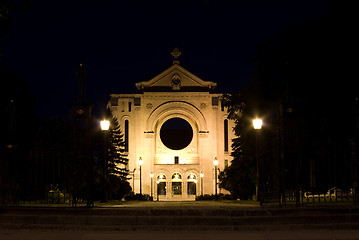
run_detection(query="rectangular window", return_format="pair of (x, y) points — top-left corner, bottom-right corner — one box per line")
(224, 119), (229, 152)
(128, 102), (132, 112)
(225, 159), (229, 167)
(125, 120), (129, 152)
(212, 97), (219, 106)
(174, 156), (179, 164)
(110, 97), (118, 106)
(187, 182), (196, 195)
(134, 98), (141, 106)
(172, 182), (182, 195)
(158, 182), (166, 195)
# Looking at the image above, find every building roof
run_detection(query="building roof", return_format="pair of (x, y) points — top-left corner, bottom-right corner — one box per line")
(135, 48), (217, 92)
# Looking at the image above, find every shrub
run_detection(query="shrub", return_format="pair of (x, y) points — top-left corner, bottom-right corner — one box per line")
(196, 193), (236, 201)
(124, 192), (152, 201)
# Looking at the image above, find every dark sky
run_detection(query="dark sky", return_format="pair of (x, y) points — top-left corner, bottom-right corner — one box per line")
(1, 0), (328, 120)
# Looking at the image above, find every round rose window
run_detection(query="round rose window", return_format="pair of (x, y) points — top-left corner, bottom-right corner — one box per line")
(160, 118), (193, 150)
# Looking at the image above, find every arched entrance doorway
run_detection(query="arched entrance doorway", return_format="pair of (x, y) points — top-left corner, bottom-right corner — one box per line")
(172, 172), (182, 197)
(156, 173), (166, 201)
(187, 173), (197, 195)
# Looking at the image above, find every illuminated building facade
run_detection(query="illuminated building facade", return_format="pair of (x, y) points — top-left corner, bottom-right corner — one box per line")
(107, 49), (234, 201)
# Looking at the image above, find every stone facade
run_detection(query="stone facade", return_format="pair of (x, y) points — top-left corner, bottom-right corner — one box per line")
(107, 50), (234, 201)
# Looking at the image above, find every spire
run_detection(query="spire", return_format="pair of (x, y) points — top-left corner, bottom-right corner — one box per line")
(171, 48), (181, 65)
(77, 63), (88, 103)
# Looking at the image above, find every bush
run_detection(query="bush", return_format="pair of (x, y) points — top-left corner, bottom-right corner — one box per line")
(219, 194), (237, 200)
(196, 194), (215, 201)
(124, 192), (152, 201)
(109, 176), (132, 200)
(196, 193), (236, 201)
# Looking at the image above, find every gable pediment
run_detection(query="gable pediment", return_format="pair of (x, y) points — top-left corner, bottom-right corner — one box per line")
(135, 64), (217, 92)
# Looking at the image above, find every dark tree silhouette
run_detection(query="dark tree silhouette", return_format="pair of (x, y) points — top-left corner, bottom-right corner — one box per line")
(104, 107), (129, 180)
(220, 1), (359, 203)
(0, 66), (37, 204)
(249, 5), (357, 196)
(219, 93), (256, 200)
(97, 108), (130, 201)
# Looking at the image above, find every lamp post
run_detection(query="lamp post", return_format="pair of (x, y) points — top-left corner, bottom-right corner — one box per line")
(138, 157), (143, 195)
(213, 157), (219, 200)
(156, 180), (160, 201)
(150, 173), (154, 199)
(100, 120), (110, 202)
(132, 168), (136, 192)
(253, 118), (262, 203)
(200, 173), (204, 196)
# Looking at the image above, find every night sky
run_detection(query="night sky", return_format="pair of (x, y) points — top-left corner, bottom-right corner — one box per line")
(1, 0), (328, 121)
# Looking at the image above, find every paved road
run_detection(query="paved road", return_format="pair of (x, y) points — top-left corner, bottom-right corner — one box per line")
(1, 229), (359, 240)
(2, 201), (359, 239)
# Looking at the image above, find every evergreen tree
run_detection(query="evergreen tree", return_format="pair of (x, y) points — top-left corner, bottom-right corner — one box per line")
(219, 93), (256, 200)
(104, 107), (129, 180)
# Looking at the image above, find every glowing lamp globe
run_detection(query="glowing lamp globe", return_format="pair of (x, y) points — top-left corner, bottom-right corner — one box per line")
(253, 119), (263, 129)
(100, 120), (110, 130)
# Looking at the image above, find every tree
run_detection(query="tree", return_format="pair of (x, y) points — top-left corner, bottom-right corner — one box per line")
(222, 2), (359, 204)
(99, 107), (130, 200)
(219, 92), (256, 200)
(0, 66), (37, 204)
(104, 107), (129, 180)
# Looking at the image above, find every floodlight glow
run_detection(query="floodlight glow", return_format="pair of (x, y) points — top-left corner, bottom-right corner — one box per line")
(100, 120), (110, 130)
(213, 157), (218, 166)
(253, 119), (263, 129)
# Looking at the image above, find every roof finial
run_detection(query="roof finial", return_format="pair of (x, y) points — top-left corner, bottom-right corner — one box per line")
(171, 48), (181, 65)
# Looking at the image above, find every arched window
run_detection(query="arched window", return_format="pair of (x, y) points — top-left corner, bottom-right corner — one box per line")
(156, 174), (166, 195)
(125, 120), (129, 152)
(157, 173), (166, 181)
(224, 119), (228, 152)
(171, 172), (182, 195)
(187, 173), (197, 195)
(187, 173), (197, 181)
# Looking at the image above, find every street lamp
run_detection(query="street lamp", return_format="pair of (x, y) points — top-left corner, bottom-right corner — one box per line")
(200, 173), (204, 196)
(100, 120), (110, 131)
(213, 157), (219, 200)
(156, 180), (160, 201)
(253, 118), (262, 203)
(100, 120), (110, 202)
(150, 173), (154, 199)
(253, 118), (262, 130)
(132, 168), (136, 193)
(138, 157), (143, 195)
